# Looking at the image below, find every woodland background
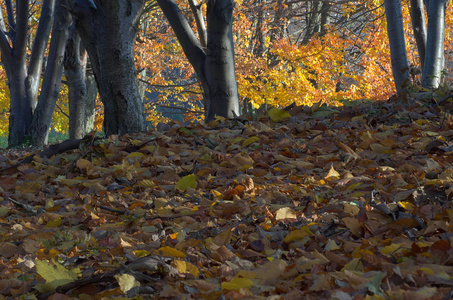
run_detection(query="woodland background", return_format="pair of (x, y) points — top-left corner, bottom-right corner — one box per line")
(0, 0), (451, 146)
(0, 0), (452, 299)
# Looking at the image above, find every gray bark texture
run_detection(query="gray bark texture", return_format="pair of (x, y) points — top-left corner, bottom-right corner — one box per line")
(73, 0), (146, 137)
(410, 0), (427, 71)
(64, 25), (88, 139)
(85, 72), (97, 132)
(157, 0), (240, 122)
(384, 0), (411, 93)
(31, 0), (72, 146)
(0, 0), (56, 147)
(422, 0), (447, 89)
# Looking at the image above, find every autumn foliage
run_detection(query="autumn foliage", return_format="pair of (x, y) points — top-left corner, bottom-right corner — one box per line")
(0, 1), (452, 136)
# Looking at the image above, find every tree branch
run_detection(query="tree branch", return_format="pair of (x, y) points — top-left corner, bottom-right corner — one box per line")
(157, 0), (206, 76)
(15, 0), (30, 63)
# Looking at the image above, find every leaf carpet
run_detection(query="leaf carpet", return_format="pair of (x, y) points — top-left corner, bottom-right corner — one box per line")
(0, 97), (452, 299)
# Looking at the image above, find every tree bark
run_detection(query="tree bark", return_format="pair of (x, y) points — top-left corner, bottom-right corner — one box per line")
(31, 0), (72, 146)
(0, 0), (56, 147)
(64, 25), (88, 139)
(26, 0), (57, 112)
(204, 0), (240, 121)
(384, 0), (411, 93)
(157, 0), (240, 122)
(409, 0), (427, 71)
(73, 0), (146, 136)
(85, 70), (97, 132)
(422, 0), (446, 89)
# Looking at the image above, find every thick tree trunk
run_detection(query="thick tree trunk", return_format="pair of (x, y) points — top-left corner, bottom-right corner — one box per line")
(422, 0), (446, 89)
(64, 26), (87, 139)
(31, 1), (71, 146)
(204, 0), (240, 121)
(384, 0), (411, 93)
(410, 0), (427, 71)
(8, 67), (32, 147)
(73, 0), (146, 137)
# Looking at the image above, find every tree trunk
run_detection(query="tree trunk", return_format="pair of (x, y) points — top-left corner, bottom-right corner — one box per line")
(0, 0), (55, 147)
(409, 0), (427, 71)
(8, 67), (31, 147)
(157, 0), (240, 122)
(64, 25), (87, 139)
(73, 0), (146, 137)
(204, 0), (240, 121)
(31, 0), (71, 146)
(422, 0), (446, 89)
(26, 0), (56, 112)
(85, 71), (97, 132)
(302, 1), (323, 45)
(384, 0), (411, 93)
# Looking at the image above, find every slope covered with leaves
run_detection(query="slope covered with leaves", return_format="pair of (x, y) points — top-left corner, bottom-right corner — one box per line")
(0, 96), (452, 299)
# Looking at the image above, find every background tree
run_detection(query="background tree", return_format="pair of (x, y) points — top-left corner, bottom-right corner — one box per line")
(422, 0), (447, 88)
(64, 26), (88, 139)
(31, 0), (71, 146)
(0, 0), (56, 147)
(384, 0), (411, 93)
(157, 0), (241, 121)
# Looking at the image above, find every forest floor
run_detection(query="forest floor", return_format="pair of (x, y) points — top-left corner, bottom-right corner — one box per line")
(0, 94), (452, 299)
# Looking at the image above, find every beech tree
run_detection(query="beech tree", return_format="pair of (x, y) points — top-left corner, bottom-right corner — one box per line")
(384, 0), (411, 93)
(0, 0), (56, 147)
(422, 0), (447, 88)
(31, 0), (72, 146)
(157, 0), (241, 121)
(385, 0), (448, 91)
(71, 0), (146, 136)
(64, 26), (89, 139)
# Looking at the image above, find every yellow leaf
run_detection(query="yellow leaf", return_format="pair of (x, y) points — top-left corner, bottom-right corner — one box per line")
(419, 267), (434, 275)
(284, 229), (309, 242)
(175, 174), (196, 191)
(174, 260), (200, 277)
(127, 152), (145, 159)
(268, 108), (290, 122)
(325, 239), (340, 251)
(242, 136), (259, 147)
(34, 259), (81, 293)
(46, 217), (62, 228)
(325, 165), (340, 180)
(380, 244), (401, 255)
(133, 250), (150, 257)
(138, 179), (155, 188)
(115, 273), (140, 293)
(76, 158), (92, 169)
(275, 207), (297, 221)
(157, 246), (186, 258)
(342, 258), (363, 271)
(222, 277), (254, 290)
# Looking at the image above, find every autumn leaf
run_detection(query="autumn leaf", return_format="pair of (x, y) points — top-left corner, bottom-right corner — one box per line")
(34, 259), (81, 292)
(268, 108), (291, 122)
(175, 174), (196, 191)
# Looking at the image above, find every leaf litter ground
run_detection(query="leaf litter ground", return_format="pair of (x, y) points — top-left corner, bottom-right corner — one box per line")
(0, 97), (452, 299)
